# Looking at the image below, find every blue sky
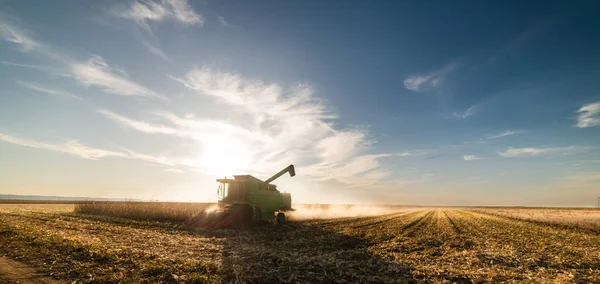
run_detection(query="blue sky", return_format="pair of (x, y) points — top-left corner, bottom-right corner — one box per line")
(1, 0), (599, 206)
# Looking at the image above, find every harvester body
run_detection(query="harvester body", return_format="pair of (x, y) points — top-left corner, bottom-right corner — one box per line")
(186, 165), (295, 228)
(216, 174), (292, 221)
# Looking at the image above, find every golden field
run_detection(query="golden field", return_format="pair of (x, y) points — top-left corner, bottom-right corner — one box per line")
(0, 203), (599, 283)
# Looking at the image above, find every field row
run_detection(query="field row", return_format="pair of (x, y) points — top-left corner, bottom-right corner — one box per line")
(0, 207), (599, 283)
(469, 207), (600, 233)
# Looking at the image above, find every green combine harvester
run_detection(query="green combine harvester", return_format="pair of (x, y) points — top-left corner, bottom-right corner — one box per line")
(185, 165), (296, 229)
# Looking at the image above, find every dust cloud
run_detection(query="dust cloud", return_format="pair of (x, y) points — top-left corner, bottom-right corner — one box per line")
(287, 204), (417, 220)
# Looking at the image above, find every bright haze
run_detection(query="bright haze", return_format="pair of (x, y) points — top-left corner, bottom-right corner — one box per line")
(1, 1), (599, 206)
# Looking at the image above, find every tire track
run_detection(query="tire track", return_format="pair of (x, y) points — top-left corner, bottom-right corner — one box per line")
(443, 210), (462, 234)
(352, 210), (419, 229)
(472, 209), (600, 235)
(401, 210), (434, 237)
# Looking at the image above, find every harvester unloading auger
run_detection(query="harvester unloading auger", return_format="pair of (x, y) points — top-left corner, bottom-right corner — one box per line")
(184, 165), (296, 229)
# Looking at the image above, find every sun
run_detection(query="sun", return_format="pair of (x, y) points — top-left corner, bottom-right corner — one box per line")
(196, 133), (251, 176)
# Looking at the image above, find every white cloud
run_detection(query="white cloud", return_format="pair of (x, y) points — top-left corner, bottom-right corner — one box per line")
(397, 149), (435, 157)
(114, 0), (200, 62)
(487, 130), (521, 139)
(0, 20), (61, 59)
(113, 0), (201, 62)
(16, 81), (81, 100)
(0, 133), (124, 160)
(0, 133), (194, 167)
(498, 146), (584, 157)
(70, 55), (166, 100)
(1, 61), (69, 76)
(575, 101), (600, 128)
(167, 67), (392, 185)
(0, 20), (38, 52)
(141, 40), (173, 63)
(404, 61), (461, 92)
(5, 56), (163, 100)
(97, 109), (188, 136)
(218, 16), (232, 27)
(1, 21), (162, 100)
(452, 105), (477, 119)
(463, 155), (480, 161)
(117, 0), (203, 33)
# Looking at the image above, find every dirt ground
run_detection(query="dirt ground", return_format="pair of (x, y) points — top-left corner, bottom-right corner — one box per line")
(0, 257), (64, 284)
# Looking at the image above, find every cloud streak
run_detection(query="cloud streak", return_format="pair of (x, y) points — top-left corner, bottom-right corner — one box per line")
(498, 146), (584, 157)
(16, 81), (81, 100)
(463, 155), (480, 161)
(116, 0), (203, 33)
(0, 133), (124, 160)
(1, 21), (164, 100)
(114, 0), (201, 62)
(575, 101), (600, 128)
(0, 20), (38, 51)
(141, 39), (173, 63)
(0, 133), (194, 168)
(487, 130), (522, 139)
(452, 105), (477, 119)
(97, 109), (189, 137)
(404, 61), (461, 92)
(70, 55), (166, 100)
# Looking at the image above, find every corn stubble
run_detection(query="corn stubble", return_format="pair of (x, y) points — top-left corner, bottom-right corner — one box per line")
(0, 205), (599, 283)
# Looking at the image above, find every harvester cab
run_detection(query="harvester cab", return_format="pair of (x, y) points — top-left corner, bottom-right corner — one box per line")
(185, 165), (296, 229)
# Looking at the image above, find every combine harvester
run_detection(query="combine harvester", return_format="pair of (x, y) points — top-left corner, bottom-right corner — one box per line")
(185, 165), (296, 229)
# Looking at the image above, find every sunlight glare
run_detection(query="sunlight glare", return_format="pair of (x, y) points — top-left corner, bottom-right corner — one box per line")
(196, 132), (251, 176)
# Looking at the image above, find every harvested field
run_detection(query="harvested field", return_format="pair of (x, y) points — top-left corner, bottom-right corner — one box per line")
(1, 204), (599, 283)
(470, 207), (600, 233)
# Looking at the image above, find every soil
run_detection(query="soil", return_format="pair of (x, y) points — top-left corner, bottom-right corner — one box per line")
(0, 257), (64, 284)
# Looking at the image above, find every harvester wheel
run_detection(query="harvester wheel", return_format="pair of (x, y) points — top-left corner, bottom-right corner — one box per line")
(252, 206), (262, 225)
(231, 204), (253, 227)
(276, 212), (285, 224)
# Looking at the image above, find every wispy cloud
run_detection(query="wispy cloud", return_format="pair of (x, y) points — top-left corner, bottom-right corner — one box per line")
(97, 109), (188, 137)
(116, 0), (203, 33)
(498, 146), (585, 157)
(140, 39), (173, 63)
(218, 16), (232, 27)
(0, 20), (38, 52)
(1, 61), (69, 76)
(16, 81), (81, 100)
(6, 55), (164, 100)
(0, 133), (124, 160)
(463, 155), (480, 161)
(487, 130), (522, 139)
(0, 133), (194, 167)
(575, 101), (600, 128)
(452, 105), (477, 119)
(69, 55), (166, 100)
(1, 20), (163, 100)
(0, 19), (60, 59)
(398, 149), (436, 157)
(113, 0), (200, 62)
(403, 60), (461, 92)
(168, 67), (393, 184)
